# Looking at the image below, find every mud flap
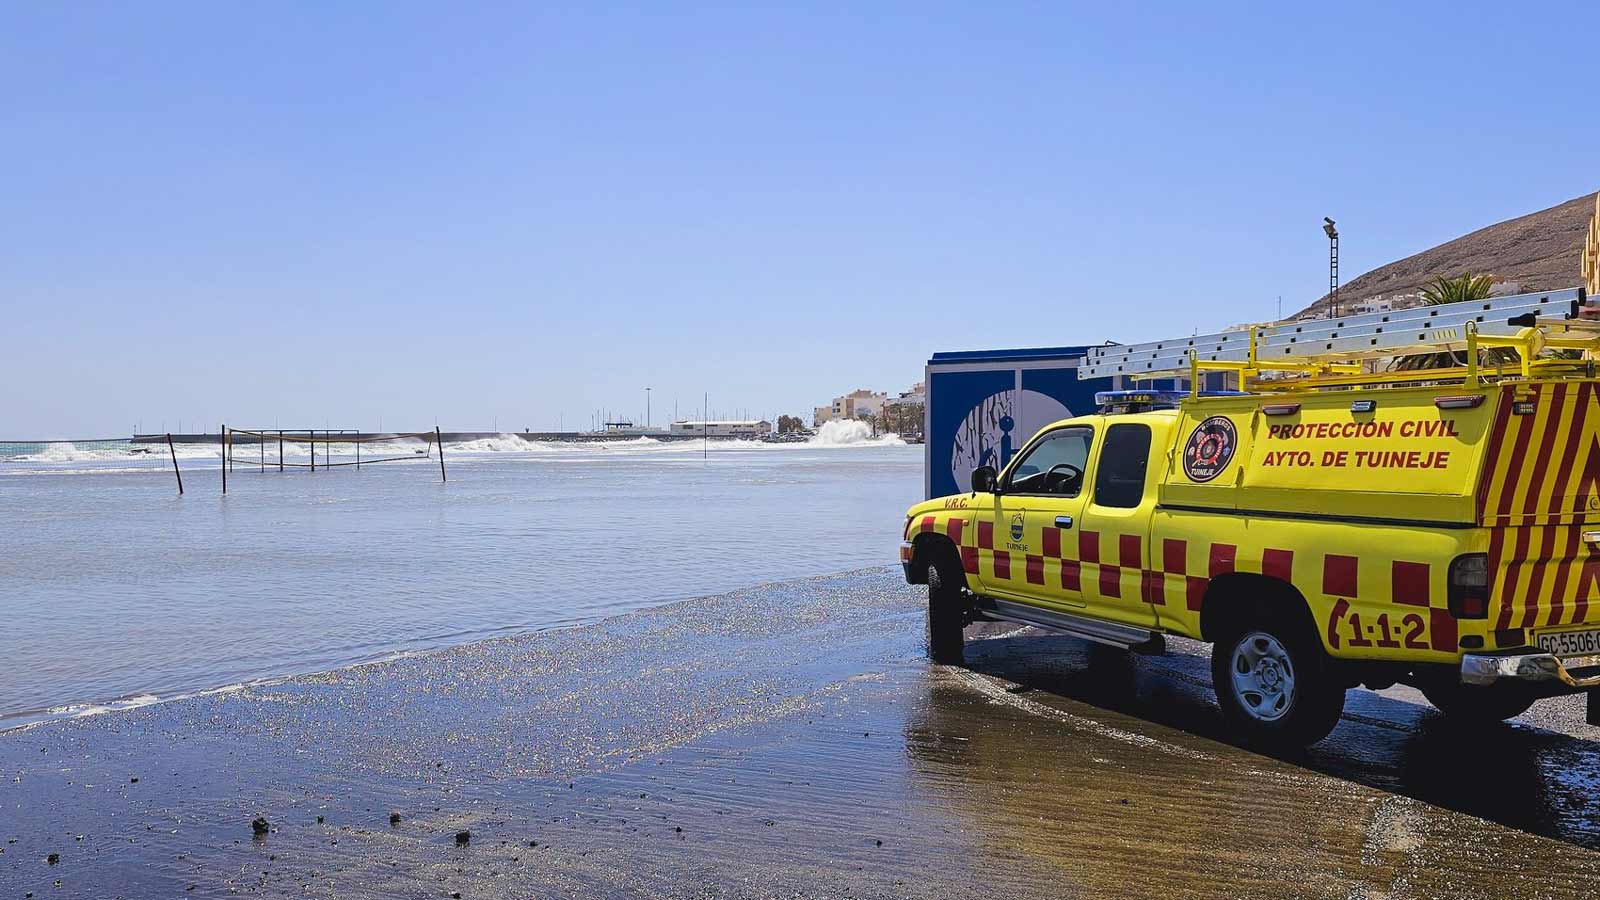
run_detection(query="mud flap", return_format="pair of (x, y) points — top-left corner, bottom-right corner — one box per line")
(1589, 690), (1600, 727)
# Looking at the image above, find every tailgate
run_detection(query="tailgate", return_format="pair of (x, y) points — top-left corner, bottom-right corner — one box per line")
(1488, 523), (1600, 631)
(1478, 382), (1600, 630)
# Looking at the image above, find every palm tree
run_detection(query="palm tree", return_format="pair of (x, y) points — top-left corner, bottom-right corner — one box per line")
(1421, 273), (1496, 305)
(1392, 273), (1512, 370)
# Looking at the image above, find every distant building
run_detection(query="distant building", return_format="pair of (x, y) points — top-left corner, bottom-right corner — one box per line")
(1587, 194), (1600, 296)
(600, 421), (674, 436)
(884, 381), (926, 408)
(670, 420), (773, 437)
(881, 382), (926, 439)
(814, 389), (889, 426)
(1347, 296), (1394, 316)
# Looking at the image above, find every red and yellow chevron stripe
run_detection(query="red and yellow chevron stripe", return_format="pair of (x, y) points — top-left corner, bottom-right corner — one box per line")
(1478, 383), (1600, 630)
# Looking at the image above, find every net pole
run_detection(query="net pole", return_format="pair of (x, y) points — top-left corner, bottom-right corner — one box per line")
(278, 430), (284, 473)
(167, 433), (183, 495)
(221, 425), (227, 495)
(310, 431), (315, 473)
(436, 426), (447, 483)
(356, 435), (361, 470)
(260, 435), (264, 473)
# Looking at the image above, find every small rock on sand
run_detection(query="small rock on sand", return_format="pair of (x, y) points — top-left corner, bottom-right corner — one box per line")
(251, 817), (270, 836)
(455, 830), (471, 845)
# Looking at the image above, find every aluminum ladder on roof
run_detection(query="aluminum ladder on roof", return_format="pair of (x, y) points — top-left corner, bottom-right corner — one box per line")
(1077, 287), (1592, 381)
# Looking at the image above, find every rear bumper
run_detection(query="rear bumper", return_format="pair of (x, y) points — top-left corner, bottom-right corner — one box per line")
(1461, 651), (1600, 688)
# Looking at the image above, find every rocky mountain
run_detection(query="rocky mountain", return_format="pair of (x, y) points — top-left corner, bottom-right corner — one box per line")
(1297, 192), (1596, 318)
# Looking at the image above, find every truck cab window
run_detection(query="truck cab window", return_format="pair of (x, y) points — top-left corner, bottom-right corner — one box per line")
(1005, 427), (1092, 496)
(1094, 423), (1152, 508)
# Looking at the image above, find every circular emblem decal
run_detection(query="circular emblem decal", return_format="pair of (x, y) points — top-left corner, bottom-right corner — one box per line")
(1183, 416), (1237, 483)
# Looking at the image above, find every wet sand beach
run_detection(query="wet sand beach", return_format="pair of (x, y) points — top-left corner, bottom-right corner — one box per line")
(5, 568), (1600, 898)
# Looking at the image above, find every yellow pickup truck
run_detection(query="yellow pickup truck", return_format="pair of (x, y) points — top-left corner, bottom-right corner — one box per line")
(902, 322), (1600, 746)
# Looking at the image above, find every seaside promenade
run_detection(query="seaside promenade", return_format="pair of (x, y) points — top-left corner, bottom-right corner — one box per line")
(4, 569), (1600, 898)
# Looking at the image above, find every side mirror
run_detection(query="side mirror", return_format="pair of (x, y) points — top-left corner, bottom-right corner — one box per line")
(970, 465), (998, 494)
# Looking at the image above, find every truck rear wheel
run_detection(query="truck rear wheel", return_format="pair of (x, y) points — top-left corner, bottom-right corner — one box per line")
(1212, 614), (1345, 747)
(1421, 682), (1536, 723)
(926, 554), (965, 665)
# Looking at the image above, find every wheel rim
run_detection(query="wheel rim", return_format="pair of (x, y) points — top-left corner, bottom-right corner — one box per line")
(1229, 631), (1296, 722)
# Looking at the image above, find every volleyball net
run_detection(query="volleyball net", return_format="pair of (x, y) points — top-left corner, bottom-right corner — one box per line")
(0, 438), (180, 474)
(220, 427), (449, 493)
(1, 428), (450, 494)
(223, 428), (443, 473)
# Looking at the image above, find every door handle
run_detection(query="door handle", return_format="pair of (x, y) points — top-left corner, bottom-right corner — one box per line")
(1055, 515), (1074, 529)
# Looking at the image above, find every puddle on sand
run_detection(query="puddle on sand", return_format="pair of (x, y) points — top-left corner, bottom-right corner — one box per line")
(959, 627), (1600, 854)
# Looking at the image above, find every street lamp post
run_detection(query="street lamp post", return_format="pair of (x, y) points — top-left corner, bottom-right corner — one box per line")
(1323, 217), (1340, 319)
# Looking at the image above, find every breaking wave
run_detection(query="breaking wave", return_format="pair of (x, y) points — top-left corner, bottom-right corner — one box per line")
(5, 441), (219, 463)
(809, 420), (906, 447)
(3, 429), (912, 475)
(444, 435), (672, 453)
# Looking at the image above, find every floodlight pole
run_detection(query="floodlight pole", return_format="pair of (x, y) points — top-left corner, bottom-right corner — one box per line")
(1324, 217), (1340, 318)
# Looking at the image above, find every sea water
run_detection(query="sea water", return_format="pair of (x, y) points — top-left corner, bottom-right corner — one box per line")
(0, 430), (922, 728)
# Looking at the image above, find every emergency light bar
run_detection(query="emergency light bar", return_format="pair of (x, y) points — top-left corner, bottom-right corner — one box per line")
(1094, 390), (1248, 412)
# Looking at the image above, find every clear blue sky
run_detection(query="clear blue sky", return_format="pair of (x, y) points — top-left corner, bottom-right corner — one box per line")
(6, 2), (1599, 437)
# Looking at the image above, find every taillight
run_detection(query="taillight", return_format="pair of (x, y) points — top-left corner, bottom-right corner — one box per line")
(1448, 553), (1489, 619)
(903, 516), (914, 540)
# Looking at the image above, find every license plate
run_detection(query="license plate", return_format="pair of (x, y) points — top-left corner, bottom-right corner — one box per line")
(1536, 627), (1600, 657)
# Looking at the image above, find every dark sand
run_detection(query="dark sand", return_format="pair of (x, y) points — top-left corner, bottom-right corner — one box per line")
(4, 568), (1600, 898)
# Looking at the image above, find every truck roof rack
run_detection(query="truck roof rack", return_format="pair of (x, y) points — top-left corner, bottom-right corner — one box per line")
(1079, 287), (1599, 391)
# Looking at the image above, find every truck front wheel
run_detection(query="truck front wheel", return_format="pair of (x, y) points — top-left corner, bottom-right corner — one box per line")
(926, 554), (966, 665)
(1212, 615), (1345, 747)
